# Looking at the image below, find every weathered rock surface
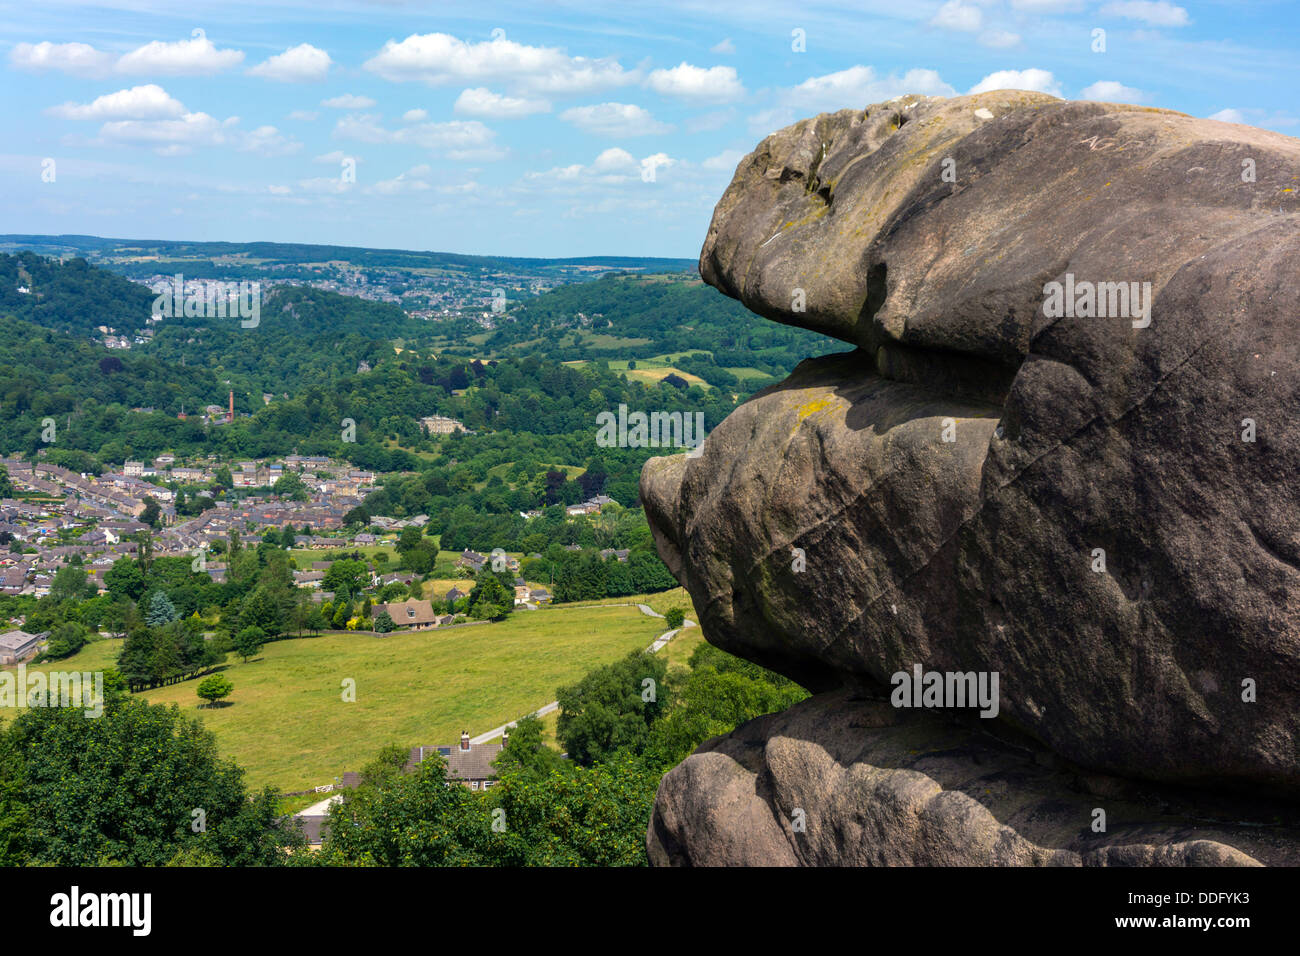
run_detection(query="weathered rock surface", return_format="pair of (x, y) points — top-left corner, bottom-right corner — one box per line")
(648, 690), (1300, 866)
(642, 88), (1300, 843)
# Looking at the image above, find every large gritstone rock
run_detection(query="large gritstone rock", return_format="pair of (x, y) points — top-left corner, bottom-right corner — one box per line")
(642, 91), (1300, 804)
(647, 690), (1300, 867)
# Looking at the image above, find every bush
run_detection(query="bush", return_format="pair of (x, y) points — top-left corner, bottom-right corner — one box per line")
(197, 674), (233, 707)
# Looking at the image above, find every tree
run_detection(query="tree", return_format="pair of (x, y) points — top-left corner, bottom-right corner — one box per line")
(104, 558), (146, 602)
(331, 602), (350, 630)
(146, 591), (178, 627)
(49, 565), (93, 604)
(0, 466), (13, 499)
(140, 495), (162, 529)
(468, 566), (513, 621)
(322, 559), (368, 602)
(238, 586), (285, 638)
(395, 525), (423, 554)
(556, 651), (670, 766)
(234, 626), (265, 663)
(493, 715), (564, 775)
(664, 607), (685, 630)
(197, 674), (234, 708)
(0, 690), (298, 865)
(39, 622), (88, 661)
(373, 611), (396, 633)
(273, 470), (309, 501)
(316, 752), (486, 866)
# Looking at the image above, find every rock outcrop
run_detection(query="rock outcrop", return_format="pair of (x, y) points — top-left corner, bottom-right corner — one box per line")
(647, 690), (1300, 866)
(643, 92), (1300, 864)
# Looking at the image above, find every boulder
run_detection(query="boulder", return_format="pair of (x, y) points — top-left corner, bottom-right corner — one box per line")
(648, 690), (1300, 867)
(643, 92), (1300, 798)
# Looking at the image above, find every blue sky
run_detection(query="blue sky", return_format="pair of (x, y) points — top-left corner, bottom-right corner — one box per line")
(2, 0), (1297, 258)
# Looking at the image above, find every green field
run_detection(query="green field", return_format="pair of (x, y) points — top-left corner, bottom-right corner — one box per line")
(5, 604), (666, 792)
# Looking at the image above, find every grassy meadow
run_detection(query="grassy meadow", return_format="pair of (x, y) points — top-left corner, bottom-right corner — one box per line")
(5, 602), (669, 792)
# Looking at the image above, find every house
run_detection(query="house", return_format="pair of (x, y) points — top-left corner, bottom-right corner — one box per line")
(419, 414), (466, 435)
(599, 548), (631, 563)
(373, 599), (438, 631)
(568, 494), (615, 516)
(123, 461), (144, 477)
(443, 587), (467, 605)
(0, 629), (45, 664)
(530, 588), (553, 605)
(514, 584), (531, 605)
(405, 731), (505, 791)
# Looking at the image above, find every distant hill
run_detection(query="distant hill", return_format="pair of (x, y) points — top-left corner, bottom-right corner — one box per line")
(463, 273), (852, 384)
(0, 234), (698, 280)
(0, 251), (155, 335)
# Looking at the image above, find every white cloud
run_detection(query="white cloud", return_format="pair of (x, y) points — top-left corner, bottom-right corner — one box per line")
(313, 150), (355, 164)
(1009, 0), (1085, 11)
(363, 32), (633, 96)
(287, 110), (319, 121)
(99, 112), (238, 154)
(969, 68), (1062, 97)
(702, 149), (745, 171)
(560, 102), (671, 137)
(297, 176), (355, 195)
(748, 64), (956, 135)
(13, 33), (245, 78)
(1099, 1), (1190, 26)
(115, 34), (244, 76)
(10, 41), (113, 76)
(334, 113), (503, 160)
(527, 147), (676, 185)
(1078, 80), (1147, 103)
(453, 88), (550, 118)
(793, 65), (954, 107)
(402, 108), (428, 122)
(592, 147), (637, 173)
(711, 38), (735, 55)
(646, 63), (744, 102)
(322, 94), (377, 109)
(48, 84), (184, 120)
(47, 84), (296, 156)
(1208, 108), (1245, 124)
(930, 1), (982, 32)
(247, 43), (332, 82)
(369, 165), (433, 195)
(979, 30), (1022, 48)
(238, 125), (302, 156)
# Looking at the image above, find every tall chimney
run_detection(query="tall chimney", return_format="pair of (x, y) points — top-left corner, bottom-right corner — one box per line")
(228, 390), (234, 423)
(460, 730), (470, 752)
